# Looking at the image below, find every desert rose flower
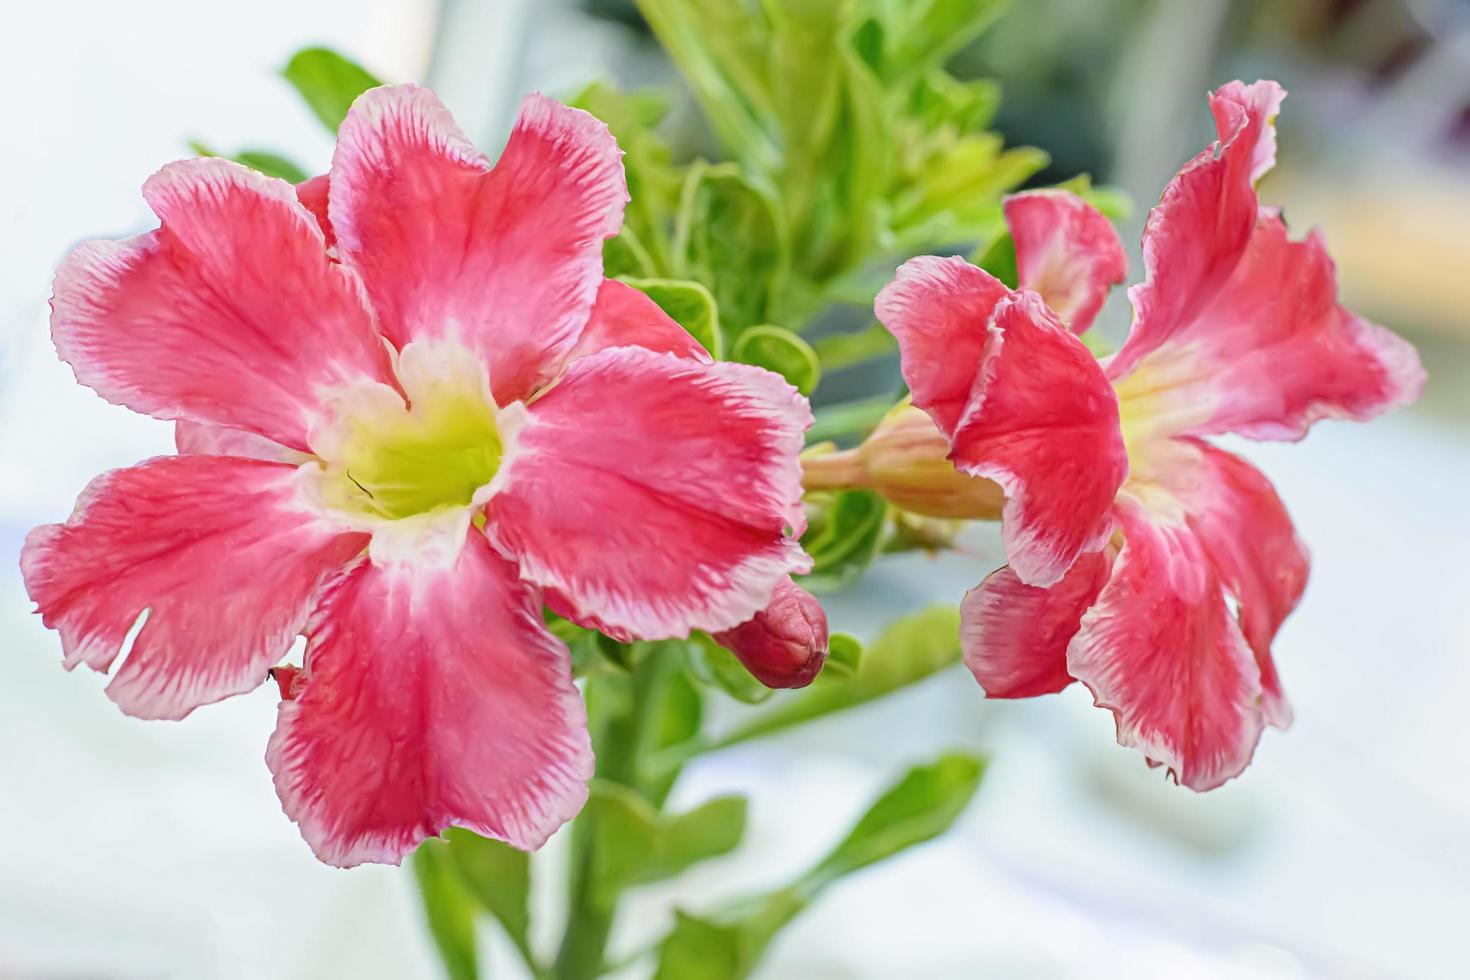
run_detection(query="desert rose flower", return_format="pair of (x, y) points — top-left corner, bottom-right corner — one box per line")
(876, 81), (1424, 790)
(712, 577), (830, 689)
(22, 85), (811, 866)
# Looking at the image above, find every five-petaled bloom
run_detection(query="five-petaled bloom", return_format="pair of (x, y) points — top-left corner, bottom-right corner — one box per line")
(877, 80), (1424, 789)
(22, 85), (812, 865)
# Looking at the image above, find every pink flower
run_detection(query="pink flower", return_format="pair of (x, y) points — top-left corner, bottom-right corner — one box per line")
(22, 86), (811, 865)
(876, 81), (1424, 789)
(712, 578), (830, 689)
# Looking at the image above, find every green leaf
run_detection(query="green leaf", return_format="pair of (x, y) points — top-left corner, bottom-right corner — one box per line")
(616, 276), (723, 359)
(806, 393), (899, 442)
(653, 890), (807, 980)
(884, 0), (1010, 78)
(676, 163), (786, 332)
(443, 830), (532, 965)
(799, 490), (888, 590)
(824, 633), (862, 678)
(803, 752), (985, 890)
(718, 605), (962, 746)
(188, 142), (309, 183)
(810, 321), (897, 372)
(975, 231), (1018, 288)
(633, 0), (778, 171)
(281, 47), (382, 132)
(689, 634), (774, 705)
(585, 782), (748, 903)
(651, 753), (983, 979)
(731, 325), (820, 395)
(412, 839), (479, 980)
(573, 81), (680, 272)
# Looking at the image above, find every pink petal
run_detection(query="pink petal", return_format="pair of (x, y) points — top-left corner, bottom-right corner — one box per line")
(50, 158), (396, 452)
(1004, 190), (1127, 334)
(20, 456), (367, 720)
(567, 279), (711, 363)
(174, 420), (308, 463)
(1114, 215), (1425, 442)
(487, 346), (811, 640)
(1108, 81), (1285, 381)
(295, 173), (335, 247)
(1067, 497), (1265, 791)
(329, 86), (627, 405)
(960, 551), (1112, 698)
(1130, 438), (1307, 727)
(266, 531), (591, 867)
(950, 292), (1127, 587)
(875, 255), (1010, 435)
(1210, 79), (1287, 185)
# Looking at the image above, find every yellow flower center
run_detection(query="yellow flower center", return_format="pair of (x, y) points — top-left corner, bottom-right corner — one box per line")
(311, 341), (503, 523)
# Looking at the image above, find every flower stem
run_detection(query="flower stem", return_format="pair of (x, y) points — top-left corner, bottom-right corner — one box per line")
(553, 649), (678, 979)
(800, 448), (869, 493)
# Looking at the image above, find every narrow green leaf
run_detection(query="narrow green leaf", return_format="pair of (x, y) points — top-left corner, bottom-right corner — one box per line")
(653, 912), (743, 980)
(804, 752), (985, 890)
(617, 276), (723, 359)
(824, 633), (863, 678)
(281, 47), (382, 132)
(885, 0), (1010, 78)
(732, 325), (820, 395)
(188, 142), (309, 183)
(412, 839), (480, 980)
(689, 634), (774, 705)
(809, 322), (896, 372)
(661, 795), (748, 875)
(806, 393), (899, 442)
(585, 782), (748, 903)
(443, 830), (532, 964)
(975, 231), (1018, 288)
(799, 490), (888, 590)
(718, 605), (962, 746)
(653, 890), (807, 980)
(676, 163), (786, 332)
(651, 754), (982, 978)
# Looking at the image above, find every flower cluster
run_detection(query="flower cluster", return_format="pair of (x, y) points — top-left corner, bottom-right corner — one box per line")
(876, 81), (1424, 788)
(22, 76), (1425, 875)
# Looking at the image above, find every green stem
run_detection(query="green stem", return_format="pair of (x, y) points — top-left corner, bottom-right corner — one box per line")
(553, 650), (678, 980)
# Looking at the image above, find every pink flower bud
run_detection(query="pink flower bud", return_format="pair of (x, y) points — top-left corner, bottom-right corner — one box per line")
(712, 578), (829, 689)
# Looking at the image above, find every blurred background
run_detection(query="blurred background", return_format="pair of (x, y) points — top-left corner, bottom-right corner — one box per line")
(2, 0), (1468, 976)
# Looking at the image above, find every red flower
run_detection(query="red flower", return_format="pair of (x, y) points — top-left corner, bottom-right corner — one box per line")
(23, 87), (811, 864)
(877, 81), (1424, 789)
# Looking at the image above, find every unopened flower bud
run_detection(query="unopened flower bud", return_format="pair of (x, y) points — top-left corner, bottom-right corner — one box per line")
(802, 404), (1005, 520)
(712, 578), (829, 689)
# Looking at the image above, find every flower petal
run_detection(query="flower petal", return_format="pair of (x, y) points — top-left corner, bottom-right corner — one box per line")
(960, 551), (1112, 698)
(1113, 215), (1425, 442)
(1128, 438), (1307, 727)
(20, 456), (367, 720)
(1108, 80), (1285, 381)
(487, 346), (811, 640)
(875, 255), (1010, 435)
(567, 279), (711, 363)
(295, 173), (335, 246)
(329, 86), (627, 405)
(1004, 190), (1126, 334)
(1067, 497), (1265, 791)
(50, 158), (395, 452)
(266, 531), (591, 867)
(950, 292), (1127, 587)
(174, 421), (308, 463)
